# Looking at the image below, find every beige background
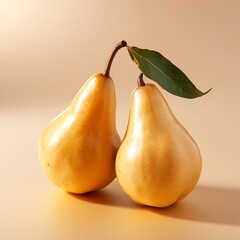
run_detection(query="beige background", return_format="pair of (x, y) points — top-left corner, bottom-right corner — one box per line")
(1, 0), (240, 239)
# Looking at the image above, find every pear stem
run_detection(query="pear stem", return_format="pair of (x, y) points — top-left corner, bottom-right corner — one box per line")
(103, 40), (127, 77)
(138, 73), (145, 86)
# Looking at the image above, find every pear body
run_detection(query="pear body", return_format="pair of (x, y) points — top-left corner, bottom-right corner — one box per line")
(39, 73), (121, 194)
(116, 84), (202, 207)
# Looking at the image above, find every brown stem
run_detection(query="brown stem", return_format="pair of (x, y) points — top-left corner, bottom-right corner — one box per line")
(137, 73), (145, 86)
(103, 40), (127, 77)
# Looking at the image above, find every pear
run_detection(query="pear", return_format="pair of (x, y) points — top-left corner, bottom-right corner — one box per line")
(39, 73), (121, 194)
(116, 76), (202, 207)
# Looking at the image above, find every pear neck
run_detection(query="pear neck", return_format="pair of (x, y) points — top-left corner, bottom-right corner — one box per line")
(129, 86), (174, 136)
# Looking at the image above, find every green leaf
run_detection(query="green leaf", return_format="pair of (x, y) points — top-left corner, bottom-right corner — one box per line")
(127, 46), (212, 98)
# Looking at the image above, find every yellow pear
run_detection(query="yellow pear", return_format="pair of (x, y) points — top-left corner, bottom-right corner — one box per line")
(116, 76), (202, 207)
(39, 73), (121, 194)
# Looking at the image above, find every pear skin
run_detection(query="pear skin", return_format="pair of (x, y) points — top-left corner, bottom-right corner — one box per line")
(116, 83), (202, 207)
(39, 73), (121, 194)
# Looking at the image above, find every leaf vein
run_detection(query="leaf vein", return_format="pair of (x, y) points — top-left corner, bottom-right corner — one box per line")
(129, 47), (177, 85)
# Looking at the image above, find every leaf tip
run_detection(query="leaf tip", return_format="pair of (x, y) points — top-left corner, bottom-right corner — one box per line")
(202, 87), (213, 96)
(189, 87), (213, 99)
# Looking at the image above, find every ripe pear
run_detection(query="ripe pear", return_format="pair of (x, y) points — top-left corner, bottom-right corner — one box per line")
(116, 80), (202, 207)
(39, 73), (121, 194)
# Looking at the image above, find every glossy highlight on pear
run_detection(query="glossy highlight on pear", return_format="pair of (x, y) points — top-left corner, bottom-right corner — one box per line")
(39, 73), (121, 194)
(116, 81), (202, 207)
